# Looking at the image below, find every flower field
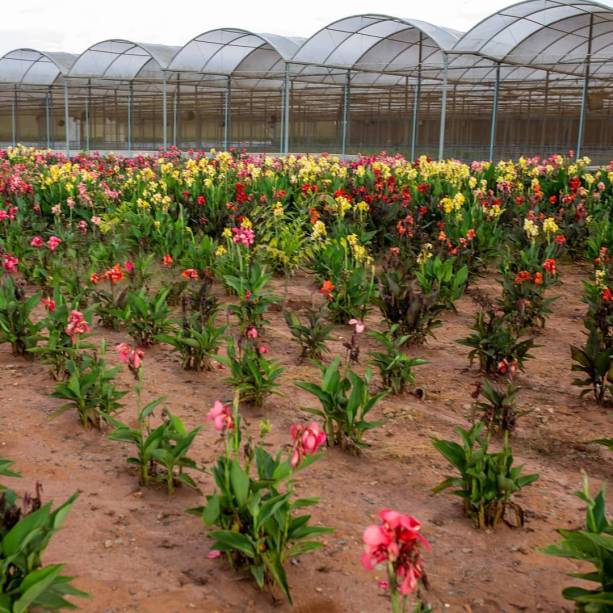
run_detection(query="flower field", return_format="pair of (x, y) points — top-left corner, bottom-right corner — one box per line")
(0, 147), (611, 612)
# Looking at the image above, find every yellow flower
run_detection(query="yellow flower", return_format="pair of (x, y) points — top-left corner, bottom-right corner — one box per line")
(417, 243), (433, 264)
(272, 202), (284, 218)
(215, 245), (227, 257)
(311, 220), (327, 240)
(543, 217), (559, 238)
(222, 228), (232, 239)
(524, 218), (539, 240)
(241, 217), (252, 229)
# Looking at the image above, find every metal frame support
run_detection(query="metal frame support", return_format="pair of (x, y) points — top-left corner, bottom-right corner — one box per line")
(341, 70), (351, 155)
(577, 12), (594, 160)
(173, 74), (180, 148)
(410, 32), (423, 160)
(63, 80), (70, 156)
(11, 85), (17, 147)
(85, 79), (91, 151)
(540, 71), (549, 155)
(162, 76), (168, 149)
(45, 87), (51, 149)
(127, 82), (133, 152)
(437, 52), (449, 160)
(489, 63), (501, 161)
(282, 63), (291, 154)
(223, 76), (231, 150)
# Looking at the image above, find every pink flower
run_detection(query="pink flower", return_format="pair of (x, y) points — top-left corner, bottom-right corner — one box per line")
(124, 260), (135, 274)
(30, 236), (44, 248)
(47, 236), (62, 251)
(91, 215), (101, 226)
(246, 325), (258, 339)
(348, 319), (365, 334)
(207, 550), (221, 559)
(361, 509), (430, 597)
(231, 226), (255, 248)
(42, 297), (56, 312)
(289, 421), (326, 467)
(258, 345), (269, 355)
(117, 342), (144, 373)
(2, 255), (19, 273)
(51, 204), (61, 216)
(78, 220), (88, 234)
(65, 310), (91, 343)
(207, 400), (233, 433)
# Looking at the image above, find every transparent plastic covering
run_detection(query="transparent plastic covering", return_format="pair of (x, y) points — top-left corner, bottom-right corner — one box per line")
(0, 49), (76, 85)
(69, 40), (180, 80)
(454, 0), (613, 77)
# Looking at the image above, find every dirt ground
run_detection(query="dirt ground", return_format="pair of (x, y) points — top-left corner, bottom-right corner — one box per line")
(0, 262), (611, 613)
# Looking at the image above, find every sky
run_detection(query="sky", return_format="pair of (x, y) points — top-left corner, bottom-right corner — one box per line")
(0, 0), (555, 56)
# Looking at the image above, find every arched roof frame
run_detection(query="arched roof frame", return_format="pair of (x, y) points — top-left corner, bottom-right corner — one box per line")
(0, 48), (77, 85)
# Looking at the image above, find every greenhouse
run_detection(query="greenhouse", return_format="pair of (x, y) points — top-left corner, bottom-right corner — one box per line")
(0, 0), (612, 162)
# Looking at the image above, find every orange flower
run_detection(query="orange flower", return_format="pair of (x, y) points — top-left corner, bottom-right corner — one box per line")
(514, 271), (532, 285)
(320, 280), (335, 301)
(105, 263), (125, 285)
(534, 272), (543, 285)
(162, 254), (173, 267)
(90, 272), (103, 285)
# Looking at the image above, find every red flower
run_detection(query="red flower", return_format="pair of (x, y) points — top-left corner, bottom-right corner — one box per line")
(181, 268), (199, 280)
(543, 258), (556, 275)
(197, 195), (206, 206)
(320, 280), (335, 301)
(514, 271), (532, 285)
(554, 235), (566, 245)
(162, 254), (173, 267)
(602, 288), (613, 302)
(42, 297), (56, 312)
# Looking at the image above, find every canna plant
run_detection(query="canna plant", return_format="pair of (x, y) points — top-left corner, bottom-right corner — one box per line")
(471, 379), (524, 434)
(416, 255), (469, 311)
(224, 261), (279, 333)
(543, 474), (613, 612)
(159, 294), (226, 371)
(190, 397), (331, 604)
(215, 335), (284, 408)
(377, 265), (444, 345)
(368, 325), (428, 395)
(108, 344), (202, 494)
(0, 459), (87, 611)
(122, 287), (172, 346)
(283, 306), (334, 362)
(0, 276), (43, 358)
(295, 357), (387, 452)
(51, 342), (126, 429)
(30, 290), (94, 380)
(458, 308), (536, 376)
(432, 422), (539, 529)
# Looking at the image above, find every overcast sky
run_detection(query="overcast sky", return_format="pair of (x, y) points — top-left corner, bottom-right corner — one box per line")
(0, 0), (587, 56)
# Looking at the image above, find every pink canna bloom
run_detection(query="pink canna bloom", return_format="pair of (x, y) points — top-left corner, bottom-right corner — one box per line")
(207, 400), (234, 433)
(2, 255), (19, 273)
(246, 325), (258, 339)
(117, 342), (144, 374)
(124, 260), (135, 274)
(207, 549), (221, 559)
(348, 319), (365, 334)
(47, 236), (62, 251)
(289, 421), (326, 468)
(65, 310), (91, 343)
(30, 236), (44, 248)
(361, 509), (430, 598)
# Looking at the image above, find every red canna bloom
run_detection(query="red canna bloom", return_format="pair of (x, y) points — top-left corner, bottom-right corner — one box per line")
(105, 264), (124, 285)
(181, 268), (199, 280)
(602, 287), (613, 302)
(2, 255), (18, 273)
(514, 271), (532, 285)
(42, 297), (56, 312)
(543, 258), (556, 275)
(320, 280), (335, 301)
(162, 254), (173, 267)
